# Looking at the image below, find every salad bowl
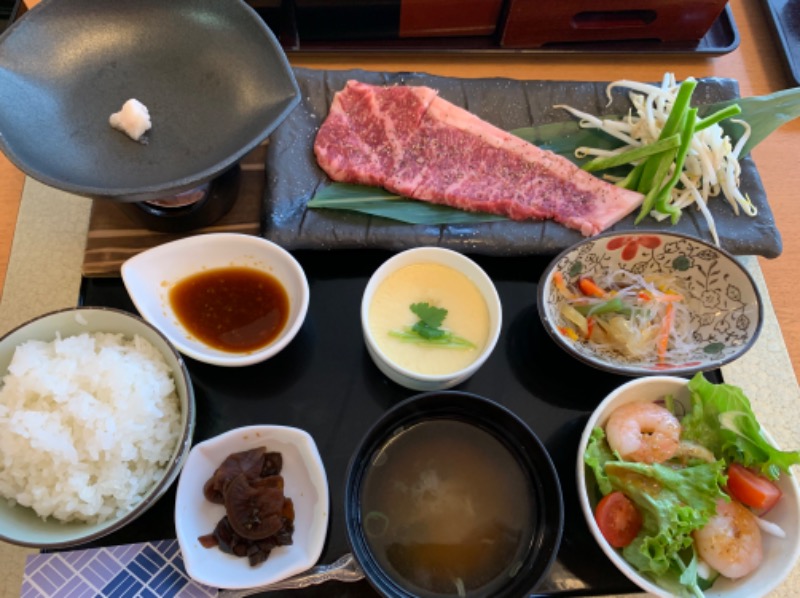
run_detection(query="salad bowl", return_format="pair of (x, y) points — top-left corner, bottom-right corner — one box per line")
(577, 375), (800, 598)
(538, 231), (763, 377)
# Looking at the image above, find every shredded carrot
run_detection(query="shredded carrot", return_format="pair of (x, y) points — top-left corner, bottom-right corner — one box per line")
(586, 316), (595, 340)
(640, 290), (683, 303)
(553, 271), (575, 299)
(657, 302), (675, 362)
(578, 277), (607, 298)
(558, 326), (579, 341)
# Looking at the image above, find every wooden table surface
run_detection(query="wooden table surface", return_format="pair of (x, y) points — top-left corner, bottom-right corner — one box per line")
(2, 0), (799, 379)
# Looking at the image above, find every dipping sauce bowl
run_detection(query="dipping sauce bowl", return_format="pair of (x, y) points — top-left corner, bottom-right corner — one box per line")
(122, 233), (309, 367)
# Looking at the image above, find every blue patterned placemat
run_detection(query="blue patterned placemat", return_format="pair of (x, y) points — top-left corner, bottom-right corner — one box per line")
(21, 540), (216, 598)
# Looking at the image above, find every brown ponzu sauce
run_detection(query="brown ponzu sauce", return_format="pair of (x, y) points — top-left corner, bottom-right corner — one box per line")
(198, 447), (295, 567)
(169, 267), (289, 353)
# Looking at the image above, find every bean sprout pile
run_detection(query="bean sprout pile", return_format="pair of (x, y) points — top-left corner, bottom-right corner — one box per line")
(555, 73), (754, 246)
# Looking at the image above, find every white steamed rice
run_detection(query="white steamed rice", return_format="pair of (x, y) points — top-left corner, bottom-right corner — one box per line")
(0, 332), (182, 523)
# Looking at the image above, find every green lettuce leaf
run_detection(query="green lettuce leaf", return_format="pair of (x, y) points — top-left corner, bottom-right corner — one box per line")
(583, 419), (728, 597)
(608, 460), (727, 598)
(584, 427), (615, 495)
(607, 461), (726, 571)
(682, 373), (800, 480)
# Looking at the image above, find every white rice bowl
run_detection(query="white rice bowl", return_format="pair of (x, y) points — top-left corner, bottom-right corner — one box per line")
(0, 307), (194, 548)
(0, 332), (180, 522)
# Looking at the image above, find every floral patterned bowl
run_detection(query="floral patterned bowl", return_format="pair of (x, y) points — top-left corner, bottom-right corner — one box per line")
(537, 231), (763, 377)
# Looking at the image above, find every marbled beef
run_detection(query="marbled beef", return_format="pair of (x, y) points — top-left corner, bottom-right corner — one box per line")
(314, 80), (643, 236)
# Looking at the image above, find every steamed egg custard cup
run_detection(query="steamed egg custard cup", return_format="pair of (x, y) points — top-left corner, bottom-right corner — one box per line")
(174, 425), (329, 590)
(121, 233), (309, 367)
(0, 307), (195, 549)
(577, 376), (800, 598)
(361, 247), (502, 391)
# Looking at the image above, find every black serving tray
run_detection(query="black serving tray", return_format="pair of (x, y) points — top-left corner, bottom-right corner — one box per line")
(761, 0), (800, 88)
(78, 249), (722, 596)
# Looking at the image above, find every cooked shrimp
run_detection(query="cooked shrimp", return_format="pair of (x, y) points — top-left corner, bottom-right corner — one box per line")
(605, 402), (681, 464)
(693, 499), (763, 579)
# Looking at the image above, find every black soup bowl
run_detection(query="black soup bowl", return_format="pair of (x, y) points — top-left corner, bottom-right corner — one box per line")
(345, 391), (564, 598)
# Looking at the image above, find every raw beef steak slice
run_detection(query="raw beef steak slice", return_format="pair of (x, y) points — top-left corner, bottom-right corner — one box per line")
(314, 80), (643, 236)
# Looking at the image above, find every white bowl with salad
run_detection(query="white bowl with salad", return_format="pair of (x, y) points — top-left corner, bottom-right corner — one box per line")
(538, 230), (763, 377)
(577, 374), (800, 598)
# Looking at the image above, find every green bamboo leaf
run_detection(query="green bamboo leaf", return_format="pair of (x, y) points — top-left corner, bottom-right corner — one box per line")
(307, 183), (505, 224)
(707, 87), (800, 157)
(513, 121), (613, 162)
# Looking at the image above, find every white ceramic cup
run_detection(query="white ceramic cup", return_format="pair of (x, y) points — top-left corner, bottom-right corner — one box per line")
(361, 247), (502, 391)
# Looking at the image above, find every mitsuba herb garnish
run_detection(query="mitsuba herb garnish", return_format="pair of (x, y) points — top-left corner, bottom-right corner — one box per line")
(388, 302), (476, 349)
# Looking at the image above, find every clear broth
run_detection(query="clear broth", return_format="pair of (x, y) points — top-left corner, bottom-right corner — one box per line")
(360, 419), (534, 597)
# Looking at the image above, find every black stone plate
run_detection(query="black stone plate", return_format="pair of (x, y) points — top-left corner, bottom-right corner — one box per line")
(0, 0), (299, 202)
(262, 69), (782, 259)
(0, 0), (19, 34)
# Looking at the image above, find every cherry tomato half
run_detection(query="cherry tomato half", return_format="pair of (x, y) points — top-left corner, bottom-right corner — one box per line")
(727, 462), (782, 512)
(595, 491), (642, 548)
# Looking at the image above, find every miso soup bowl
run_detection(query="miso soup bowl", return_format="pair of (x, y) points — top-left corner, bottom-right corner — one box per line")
(361, 247), (502, 391)
(345, 390), (564, 598)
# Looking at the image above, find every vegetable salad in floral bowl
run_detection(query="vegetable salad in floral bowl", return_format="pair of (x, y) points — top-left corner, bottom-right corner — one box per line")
(577, 374), (800, 598)
(538, 231), (762, 377)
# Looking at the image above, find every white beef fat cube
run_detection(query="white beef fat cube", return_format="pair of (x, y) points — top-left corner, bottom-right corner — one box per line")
(109, 98), (152, 142)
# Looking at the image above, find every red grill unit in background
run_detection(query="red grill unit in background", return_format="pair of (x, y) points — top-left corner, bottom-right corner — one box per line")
(246, 0), (732, 50)
(399, 0), (504, 38)
(501, 0), (730, 47)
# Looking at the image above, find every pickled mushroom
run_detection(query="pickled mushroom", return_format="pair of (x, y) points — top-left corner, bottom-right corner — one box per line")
(224, 474), (286, 540)
(198, 447), (295, 567)
(262, 451), (283, 476)
(202, 448), (284, 504)
(203, 447), (268, 504)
